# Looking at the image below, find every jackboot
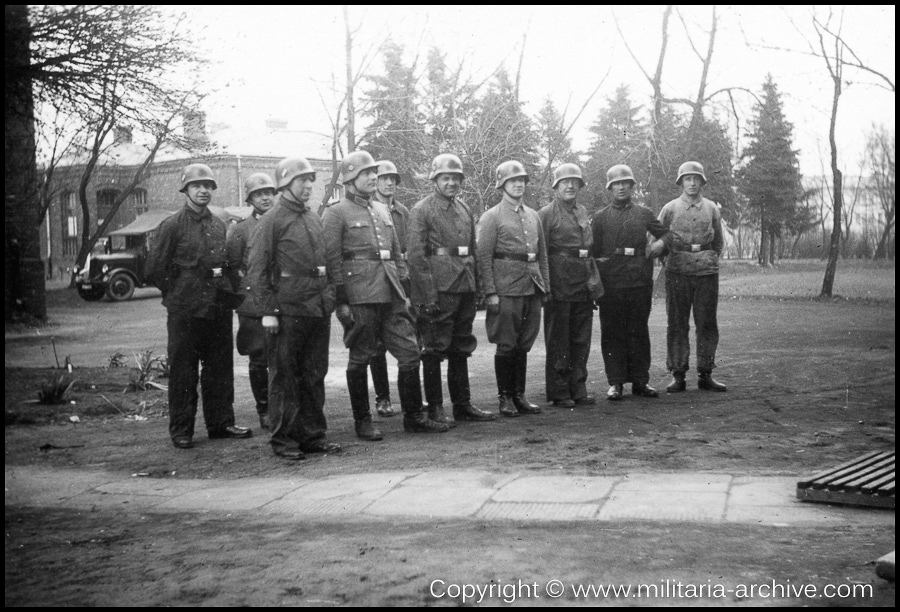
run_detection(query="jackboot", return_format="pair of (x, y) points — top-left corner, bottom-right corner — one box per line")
(632, 383), (659, 398)
(698, 372), (727, 392)
(495, 355), (519, 418)
(512, 351), (541, 414)
(423, 356), (455, 428)
(347, 368), (383, 441)
(370, 352), (396, 417)
(448, 355), (496, 421)
(399, 367), (449, 434)
(249, 366), (270, 431)
(667, 371), (687, 393)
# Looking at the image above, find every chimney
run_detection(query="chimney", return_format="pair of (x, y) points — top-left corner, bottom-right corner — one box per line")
(113, 126), (133, 145)
(183, 110), (209, 144)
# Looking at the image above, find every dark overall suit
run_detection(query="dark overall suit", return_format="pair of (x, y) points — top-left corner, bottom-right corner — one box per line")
(247, 194), (335, 456)
(539, 196), (603, 403)
(148, 204), (241, 441)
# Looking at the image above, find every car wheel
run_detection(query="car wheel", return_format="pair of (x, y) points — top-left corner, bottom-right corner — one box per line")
(106, 273), (135, 301)
(77, 286), (105, 302)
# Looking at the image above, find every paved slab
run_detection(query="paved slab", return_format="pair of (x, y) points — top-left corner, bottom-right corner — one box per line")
(5, 467), (896, 529)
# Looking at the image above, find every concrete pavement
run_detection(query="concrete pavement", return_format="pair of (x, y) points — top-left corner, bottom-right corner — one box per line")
(5, 465), (894, 528)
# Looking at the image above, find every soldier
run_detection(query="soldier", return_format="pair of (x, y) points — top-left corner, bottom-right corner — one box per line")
(323, 150), (449, 440)
(367, 161), (408, 419)
(247, 157), (341, 460)
(408, 154), (497, 425)
(539, 163), (604, 408)
(226, 173), (276, 430)
(592, 164), (670, 401)
(657, 161), (727, 393)
(476, 160), (549, 417)
(147, 163), (252, 449)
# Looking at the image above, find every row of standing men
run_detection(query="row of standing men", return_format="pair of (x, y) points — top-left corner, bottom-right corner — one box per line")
(147, 153), (727, 458)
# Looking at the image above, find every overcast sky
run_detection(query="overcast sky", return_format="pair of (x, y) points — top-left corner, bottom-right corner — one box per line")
(189, 5), (895, 177)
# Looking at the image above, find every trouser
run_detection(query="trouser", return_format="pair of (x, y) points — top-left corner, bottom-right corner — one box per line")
(543, 300), (594, 400)
(236, 314), (268, 416)
(597, 285), (653, 386)
(268, 315), (330, 454)
(485, 294), (542, 357)
(166, 310), (235, 439)
(665, 271), (719, 373)
(346, 300), (420, 371)
(418, 292), (478, 359)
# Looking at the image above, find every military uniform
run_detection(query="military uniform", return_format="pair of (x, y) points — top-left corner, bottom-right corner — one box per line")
(226, 211), (269, 427)
(148, 204), (241, 441)
(657, 194), (724, 376)
(477, 193), (550, 414)
(592, 200), (669, 389)
(368, 192), (412, 413)
(409, 190), (485, 418)
(246, 194), (335, 456)
(539, 196), (603, 403)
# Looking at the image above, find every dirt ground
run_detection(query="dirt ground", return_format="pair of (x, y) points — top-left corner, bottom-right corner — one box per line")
(5, 262), (896, 606)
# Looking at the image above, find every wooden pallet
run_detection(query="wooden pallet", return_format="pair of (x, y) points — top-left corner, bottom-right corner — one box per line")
(797, 451), (895, 508)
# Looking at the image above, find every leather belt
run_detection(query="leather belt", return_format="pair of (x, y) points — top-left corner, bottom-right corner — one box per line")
(549, 247), (591, 258)
(281, 267), (326, 278)
(613, 248), (640, 256)
(179, 267), (225, 279)
(426, 246), (472, 257)
(672, 243), (713, 252)
(494, 251), (537, 263)
(343, 250), (394, 261)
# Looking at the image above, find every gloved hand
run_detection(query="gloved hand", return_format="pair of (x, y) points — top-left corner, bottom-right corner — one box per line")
(541, 292), (552, 305)
(485, 294), (500, 315)
(422, 301), (442, 316)
(262, 315), (280, 335)
(336, 304), (354, 330)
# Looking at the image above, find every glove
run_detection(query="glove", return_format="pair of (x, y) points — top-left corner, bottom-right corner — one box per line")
(336, 304), (354, 330)
(541, 292), (552, 305)
(485, 294), (500, 315)
(422, 302), (442, 316)
(262, 315), (279, 335)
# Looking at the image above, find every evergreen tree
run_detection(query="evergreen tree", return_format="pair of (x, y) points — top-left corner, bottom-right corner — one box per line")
(584, 86), (648, 209)
(685, 114), (737, 221)
(738, 74), (804, 266)
(536, 97), (574, 199)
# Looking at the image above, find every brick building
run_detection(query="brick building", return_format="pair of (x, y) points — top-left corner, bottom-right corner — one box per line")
(42, 120), (335, 279)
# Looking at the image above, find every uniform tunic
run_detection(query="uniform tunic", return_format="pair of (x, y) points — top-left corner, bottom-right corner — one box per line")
(322, 193), (419, 371)
(476, 194), (550, 356)
(657, 194), (724, 373)
(408, 190), (479, 359)
(147, 204), (239, 439)
(592, 200), (669, 386)
(247, 195), (334, 453)
(539, 196), (603, 401)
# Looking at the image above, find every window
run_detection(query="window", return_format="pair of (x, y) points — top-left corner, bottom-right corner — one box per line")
(96, 189), (120, 230)
(62, 192), (79, 256)
(132, 189), (148, 217)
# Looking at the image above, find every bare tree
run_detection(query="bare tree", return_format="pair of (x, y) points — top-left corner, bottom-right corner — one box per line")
(866, 126), (896, 259)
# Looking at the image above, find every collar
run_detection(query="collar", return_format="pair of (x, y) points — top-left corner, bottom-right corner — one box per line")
(279, 192), (309, 214)
(346, 192), (371, 207)
(433, 190), (455, 209)
(611, 199), (633, 211)
(185, 202), (210, 219)
(555, 196), (579, 213)
(374, 192), (394, 209)
(681, 194), (703, 208)
(500, 193), (523, 212)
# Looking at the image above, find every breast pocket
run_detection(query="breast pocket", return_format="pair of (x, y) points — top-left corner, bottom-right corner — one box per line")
(346, 223), (373, 249)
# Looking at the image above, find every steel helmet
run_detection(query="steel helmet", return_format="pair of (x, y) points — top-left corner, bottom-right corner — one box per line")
(243, 173), (277, 201)
(676, 161), (707, 185)
(495, 160), (529, 189)
(605, 164), (636, 190)
(179, 163), (217, 192)
(275, 157), (316, 191)
(552, 163), (585, 189)
(376, 160), (401, 185)
(429, 153), (465, 180)
(340, 150), (379, 184)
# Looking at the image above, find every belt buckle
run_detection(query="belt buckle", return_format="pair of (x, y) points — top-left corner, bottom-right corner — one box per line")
(401, 253), (408, 261)
(691, 244), (701, 252)
(211, 267), (223, 278)
(457, 246), (469, 256)
(316, 266), (326, 277)
(578, 249), (589, 258)
(379, 249), (391, 260)
(624, 248), (635, 256)
(527, 253), (537, 263)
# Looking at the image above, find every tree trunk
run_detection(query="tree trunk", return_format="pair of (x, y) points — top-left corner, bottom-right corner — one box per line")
(343, 6), (355, 152)
(874, 217), (893, 259)
(5, 5), (46, 320)
(820, 72), (843, 297)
